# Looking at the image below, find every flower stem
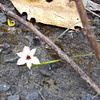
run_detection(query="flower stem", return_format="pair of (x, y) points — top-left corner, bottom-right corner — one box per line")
(23, 53), (95, 68)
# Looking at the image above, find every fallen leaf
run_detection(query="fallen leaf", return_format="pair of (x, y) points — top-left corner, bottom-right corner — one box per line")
(10, 0), (83, 29)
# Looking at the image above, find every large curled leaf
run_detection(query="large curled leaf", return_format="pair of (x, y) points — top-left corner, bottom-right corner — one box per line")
(10, 0), (82, 29)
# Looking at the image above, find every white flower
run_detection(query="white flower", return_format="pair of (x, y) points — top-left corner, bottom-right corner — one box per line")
(17, 46), (40, 69)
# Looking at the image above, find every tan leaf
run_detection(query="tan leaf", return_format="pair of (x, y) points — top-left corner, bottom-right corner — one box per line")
(10, 0), (82, 29)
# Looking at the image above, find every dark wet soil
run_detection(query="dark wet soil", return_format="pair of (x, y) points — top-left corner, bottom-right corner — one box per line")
(0, 0), (100, 100)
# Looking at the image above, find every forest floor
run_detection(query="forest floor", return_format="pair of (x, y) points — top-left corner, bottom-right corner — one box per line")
(0, 0), (100, 100)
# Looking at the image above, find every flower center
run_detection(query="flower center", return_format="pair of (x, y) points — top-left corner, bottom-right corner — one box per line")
(26, 55), (31, 60)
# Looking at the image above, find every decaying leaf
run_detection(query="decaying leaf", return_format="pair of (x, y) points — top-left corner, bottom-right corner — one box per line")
(10, 0), (82, 29)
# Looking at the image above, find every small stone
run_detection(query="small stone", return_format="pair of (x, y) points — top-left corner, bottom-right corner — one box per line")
(33, 37), (41, 46)
(26, 92), (41, 100)
(82, 94), (100, 100)
(40, 69), (52, 77)
(0, 84), (10, 92)
(7, 95), (20, 100)
(4, 43), (10, 49)
(26, 88), (48, 100)
(97, 28), (100, 34)
(61, 84), (71, 91)
(0, 13), (7, 23)
(50, 63), (61, 70)
(4, 54), (18, 63)
(15, 86), (21, 94)
(9, 86), (21, 95)
(0, 48), (3, 53)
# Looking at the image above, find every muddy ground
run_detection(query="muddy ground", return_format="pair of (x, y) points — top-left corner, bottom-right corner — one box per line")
(0, 0), (100, 100)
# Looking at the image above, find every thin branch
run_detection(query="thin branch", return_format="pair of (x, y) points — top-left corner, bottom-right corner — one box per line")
(39, 92), (46, 100)
(0, 44), (4, 48)
(74, 0), (100, 62)
(86, 8), (100, 18)
(0, 3), (100, 94)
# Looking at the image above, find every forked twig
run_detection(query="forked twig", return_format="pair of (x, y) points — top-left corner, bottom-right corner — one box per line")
(0, 3), (100, 94)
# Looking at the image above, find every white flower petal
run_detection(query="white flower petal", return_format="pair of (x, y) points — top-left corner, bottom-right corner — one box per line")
(31, 57), (40, 64)
(23, 46), (30, 55)
(30, 48), (37, 56)
(26, 60), (32, 69)
(17, 58), (26, 65)
(17, 52), (26, 58)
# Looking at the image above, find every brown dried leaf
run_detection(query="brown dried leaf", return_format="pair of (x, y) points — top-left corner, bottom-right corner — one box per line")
(10, 0), (82, 29)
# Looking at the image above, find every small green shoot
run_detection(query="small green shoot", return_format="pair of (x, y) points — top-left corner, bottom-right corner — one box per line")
(54, 21), (80, 41)
(54, 20), (100, 41)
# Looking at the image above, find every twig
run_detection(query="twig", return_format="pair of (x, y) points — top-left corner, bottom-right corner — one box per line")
(0, 3), (100, 94)
(39, 92), (46, 100)
(74, 0), (100, 63)
(0, 44), (4, 48)
(86, 8), (100, 18)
